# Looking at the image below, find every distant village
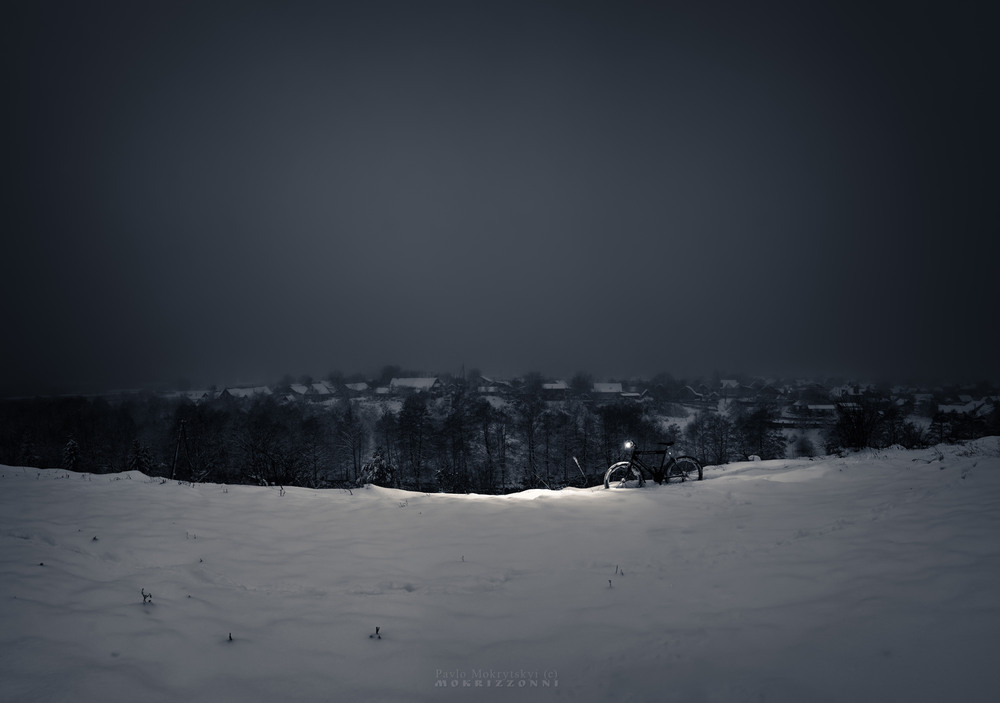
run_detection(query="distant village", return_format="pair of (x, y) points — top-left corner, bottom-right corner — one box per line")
(155, 372), (999, 434)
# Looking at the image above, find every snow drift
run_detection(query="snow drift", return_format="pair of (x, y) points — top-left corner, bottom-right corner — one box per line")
(2, 439), (999, 702)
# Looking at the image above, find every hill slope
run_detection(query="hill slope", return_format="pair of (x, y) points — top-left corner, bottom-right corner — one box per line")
(2, 440), (999, 702)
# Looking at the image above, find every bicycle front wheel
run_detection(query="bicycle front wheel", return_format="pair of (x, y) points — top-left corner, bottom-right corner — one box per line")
(604, 462), (643, 488)
(667, 456), (703, 483)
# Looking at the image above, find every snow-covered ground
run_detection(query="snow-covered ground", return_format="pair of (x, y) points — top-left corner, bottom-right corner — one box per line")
(2, 440), (999, 702)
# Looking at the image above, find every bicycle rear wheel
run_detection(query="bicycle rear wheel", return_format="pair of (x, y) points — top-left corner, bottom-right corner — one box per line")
(666, 456), (703, 483)
(604, 461), (644, 488)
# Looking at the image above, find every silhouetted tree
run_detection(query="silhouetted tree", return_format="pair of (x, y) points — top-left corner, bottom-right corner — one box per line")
(731, 403), (786, 460)
(597, 403), (658, 467)
(171, 401), (233, 482)
(880, 403), (925, 448)
(337, 401), (370, 484)
(828, 398), (886, 451)
(127, 439), (153, 474)
(436, 391), (472, 492)
(685, 410), (734, 465)
(470, 397), (503, 492)
(793, 434), (817, 458)
(398, 394), (430, 490)
(62, 436), (80, 472)
(515, 391), (545, 488)
(300, 414), (334, 487)
(374, 409), (398, 471)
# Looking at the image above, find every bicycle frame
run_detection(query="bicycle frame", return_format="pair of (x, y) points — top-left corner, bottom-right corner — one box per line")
(622, 440), (672, 485)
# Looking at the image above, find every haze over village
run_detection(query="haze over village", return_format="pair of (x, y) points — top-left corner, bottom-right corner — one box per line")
(73, 366), (1000, 424)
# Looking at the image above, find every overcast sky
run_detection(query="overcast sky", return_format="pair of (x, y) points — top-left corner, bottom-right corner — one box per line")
(3, 1), (991, 394)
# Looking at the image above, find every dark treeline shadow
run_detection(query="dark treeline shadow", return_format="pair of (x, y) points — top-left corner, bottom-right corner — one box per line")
(1, 379), (996, 492)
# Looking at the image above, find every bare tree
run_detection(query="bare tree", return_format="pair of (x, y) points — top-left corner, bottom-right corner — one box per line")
(685, 410), (734, 465)
(337, 401), (370, 484)
(398, 394), (430, 490)
(730, 403), (786, 460)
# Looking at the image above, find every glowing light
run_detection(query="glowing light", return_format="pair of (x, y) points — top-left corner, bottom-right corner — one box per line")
(624, 440), (634, 450)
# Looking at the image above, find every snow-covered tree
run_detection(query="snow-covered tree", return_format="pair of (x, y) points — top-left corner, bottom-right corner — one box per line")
(62, 437), (80, 472)
(128, 439), (153, 474)
(359, 447), (397, 488)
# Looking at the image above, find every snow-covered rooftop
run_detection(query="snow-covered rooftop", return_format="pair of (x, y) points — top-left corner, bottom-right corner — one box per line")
(592, 382), (622, 394)
(222, 386), (272, 398)
(389, 377), (439, 391)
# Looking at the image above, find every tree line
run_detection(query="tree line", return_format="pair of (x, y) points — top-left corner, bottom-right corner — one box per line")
(0, 390), (768, 491)
(2, 384), (996, 492)
(0, 390), (671, 491)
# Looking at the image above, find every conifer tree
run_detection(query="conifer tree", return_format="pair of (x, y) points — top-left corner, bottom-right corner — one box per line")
(62, 437), (80, 472)
(128, 439), (153, 474)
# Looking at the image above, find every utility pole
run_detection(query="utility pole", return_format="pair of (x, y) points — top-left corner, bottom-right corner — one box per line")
(170, 419), (187, 481)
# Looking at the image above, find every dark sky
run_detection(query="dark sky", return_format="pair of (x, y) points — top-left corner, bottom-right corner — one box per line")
(3, 1), (992, 393)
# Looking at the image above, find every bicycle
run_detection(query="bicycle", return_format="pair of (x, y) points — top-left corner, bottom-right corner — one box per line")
(603, 440), (703, 488)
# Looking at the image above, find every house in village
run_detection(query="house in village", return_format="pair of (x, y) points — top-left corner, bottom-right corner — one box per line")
(937, 399), (995, 418)
(620, 388), (648, 402)
(159, 389), (215, 403)
(310, 381), (337, 400)
(681, 384), (718, 406)
(789, 400), (838, 426)
(343, 382), (370, 398)
(275, 380), (339, 404)
(389, 377), (441, 396)
(592, 382), (623, 404)
(541, 380), (570, 399)
(476, 376), (513, 396)
(218, 386), (272, 401)
(719, 379), (741, 400)
(752, 384), (785, 404)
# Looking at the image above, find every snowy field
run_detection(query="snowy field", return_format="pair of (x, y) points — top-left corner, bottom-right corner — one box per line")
(2, 440), (999, 703)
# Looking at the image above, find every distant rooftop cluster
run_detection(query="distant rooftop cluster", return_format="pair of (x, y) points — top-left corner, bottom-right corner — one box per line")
(143, 374), (1000, 426)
